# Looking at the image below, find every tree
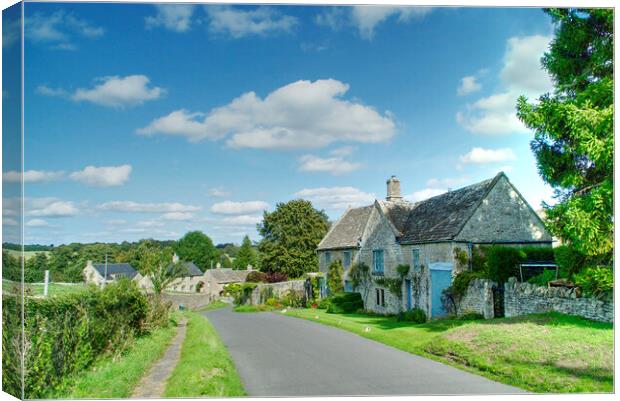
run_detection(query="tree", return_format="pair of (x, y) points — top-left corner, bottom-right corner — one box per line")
(257, 199), (329, 278)
(138, 245), (187, 295)
(327, 260), (344, 293)
(174, 231), (217, 271)
(517, 9), (613, 262)
(233, 235), (256, 270)
(2, 251), (21, 282)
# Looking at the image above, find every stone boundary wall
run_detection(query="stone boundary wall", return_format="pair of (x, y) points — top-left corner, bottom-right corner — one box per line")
(443, 278), (496, 319)
(250, 280), (306, 305)
(162, 292), (212, 310)
(504, 277), (613, 323)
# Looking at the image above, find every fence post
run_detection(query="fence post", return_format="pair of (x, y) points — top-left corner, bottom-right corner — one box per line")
(43, 270), (50, 297)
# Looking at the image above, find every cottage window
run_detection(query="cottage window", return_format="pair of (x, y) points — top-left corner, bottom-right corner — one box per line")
(343, 251), (352, 269)
(375, 288), (385, 307)
(373, 250), (384, 274)
(325, 251), (331, 265)
(412, 249), (421, 269)
(344, 280), (353, 292)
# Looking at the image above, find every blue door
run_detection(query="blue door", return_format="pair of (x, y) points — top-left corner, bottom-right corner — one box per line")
(431, 269), (452, 317)
(405, 279), (412, 310)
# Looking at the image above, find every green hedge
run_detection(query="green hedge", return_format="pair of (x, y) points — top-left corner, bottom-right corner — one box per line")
(326, 292), (363, 314)
(2, 279), (161, 399)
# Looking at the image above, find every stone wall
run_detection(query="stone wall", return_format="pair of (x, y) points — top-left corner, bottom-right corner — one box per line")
(443, 278), (496, 319)
(162, 292), (213, 310)
(249, 280), (306, 305)
(504, 277), (613, 323)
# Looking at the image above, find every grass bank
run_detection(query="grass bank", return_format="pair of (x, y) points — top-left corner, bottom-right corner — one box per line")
(284, 308), (613, 393)
(48, 320), (178, 398)
(2, 279), (88, 297)
(163, 311), (245, 397)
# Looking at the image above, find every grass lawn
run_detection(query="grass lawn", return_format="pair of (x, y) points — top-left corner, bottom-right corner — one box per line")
(163, 311), (245, 397)
(195, 300), (230, 312)
(2, 279), (89, 297)
(234, 304), (276, 312)
(284, 308), (613, 393)
(48, 320), (178, 398)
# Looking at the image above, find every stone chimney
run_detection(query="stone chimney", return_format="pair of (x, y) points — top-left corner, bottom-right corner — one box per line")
(386, 175), (402, 202)
(172, 253), (179, 264)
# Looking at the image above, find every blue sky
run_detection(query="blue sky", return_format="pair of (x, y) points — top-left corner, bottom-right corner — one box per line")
(3, 3), (557, 245)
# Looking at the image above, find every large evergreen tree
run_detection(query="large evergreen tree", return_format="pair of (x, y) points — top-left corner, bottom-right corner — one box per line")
(517, 8), (613, 261)
(257, 200), (329, 278)
(174, 231), (217, 271)
(233, 235), (257, 270)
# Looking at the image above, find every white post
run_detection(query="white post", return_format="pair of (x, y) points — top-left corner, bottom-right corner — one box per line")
(43, 270), (50, 297)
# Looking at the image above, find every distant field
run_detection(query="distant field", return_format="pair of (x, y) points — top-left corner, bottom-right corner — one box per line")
(5, 249), (51, 261)
(2, 280), (89, 297)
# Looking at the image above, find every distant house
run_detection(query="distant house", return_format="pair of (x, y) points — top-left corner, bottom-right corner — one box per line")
(203, 267), (252, 301)
(83, 261), (141, 286)
(136, 253), (206, 293)
(317, 172), (552, 318)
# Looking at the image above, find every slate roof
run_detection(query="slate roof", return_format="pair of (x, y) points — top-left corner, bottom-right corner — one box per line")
(317, 173), (503, 249)
(397, 175), (498, 243)
(168, 261), (203, 277)
(317, 205), (374, 250)
(93, 263), (138, 280)
(208, 268), (251, 283)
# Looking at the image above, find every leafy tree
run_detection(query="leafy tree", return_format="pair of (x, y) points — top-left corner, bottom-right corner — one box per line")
(138, 245), (187, 295)
(220, 253), (233, 269)
(516, 9), (613, 261)
(2, 251), (21, 281)
(24, 252), (48, 283)
(174, 231), (217, 271)
(257, 200), (329, 278)
(233, 235), (257, 270)
(327, 260), (344, 293)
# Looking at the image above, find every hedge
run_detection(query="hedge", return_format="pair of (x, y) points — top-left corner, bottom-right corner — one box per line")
(326, 292), (363, 314)
(2, 279), (162, 399)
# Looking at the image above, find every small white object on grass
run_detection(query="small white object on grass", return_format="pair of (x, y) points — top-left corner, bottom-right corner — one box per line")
(364, 327), (371, 332)
(315, 315), (319, 319)
(281, 308), (288, 313)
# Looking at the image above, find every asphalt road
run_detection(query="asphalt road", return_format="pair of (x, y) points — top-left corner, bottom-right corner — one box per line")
(203, 307), (525, 396)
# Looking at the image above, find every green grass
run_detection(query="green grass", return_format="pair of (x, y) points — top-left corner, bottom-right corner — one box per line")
(285, 308), (613, 393)
(233, 304), (276, 313)
(195, 300), (230, 312)
(2, 279), (89, 297)
(6, 249), (50, 260)
(164, 311), (245, 397)
(48, 321), (178, 398)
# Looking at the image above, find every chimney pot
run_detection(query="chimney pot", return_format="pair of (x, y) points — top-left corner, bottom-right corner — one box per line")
(386, 176), (402, 201)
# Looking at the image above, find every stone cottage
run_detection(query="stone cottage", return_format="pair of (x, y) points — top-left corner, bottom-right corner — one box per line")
(317, 172), (552, 318)
(202, 267), (253, 301)
(83, 261), (141, 286)
(136, 253), (205, 293)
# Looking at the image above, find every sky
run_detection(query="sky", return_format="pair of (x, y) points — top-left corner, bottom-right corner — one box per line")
(2, 3), (558, 246)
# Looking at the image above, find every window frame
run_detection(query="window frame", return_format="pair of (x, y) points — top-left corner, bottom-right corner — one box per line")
(372, 249), (384, 274)
(412, 248), (421, 269)
(343, 250), (352, 269)
(325, 251), (331, 265)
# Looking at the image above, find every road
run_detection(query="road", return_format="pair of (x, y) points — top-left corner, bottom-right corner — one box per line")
(204, 307), (525, 396)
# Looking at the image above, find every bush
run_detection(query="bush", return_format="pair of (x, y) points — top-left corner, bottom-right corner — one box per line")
(223, 282), (257, 305)
(521, 246), (555, 262)
(326, 292), (363, 314)
(263, 272), (288, 283)
(574, 266), (613, 298)
(459, 312), (484, 321)
(246, 271), (268, 283)
(327, 260), (344, 293)
(446, 270), (485, 300)
(486, 246), (525, 283)
(281, 290), (305, 308)
(528, 269), (557, 286)
(317, 296), (331, 309)
(401, 308), (427, 324)
(265, 297), (282, 308)
(554, 245), (588, 279)
(3, 279), (160, 399)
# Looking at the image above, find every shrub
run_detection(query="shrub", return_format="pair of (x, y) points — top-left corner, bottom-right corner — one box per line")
(486, 246), (525, 283)
(445, 270), (485, 301)
(223, 282), (257, 305)
(246, 271), (268, 283)
(521, 246), (555, 262)
(317, 296), (331, 309)
(265, 297), (282, 308)
(3, 279), (159, 399)
(554, 245), (588, 278)
(326, 292), (363, 314)
(459, 311), (484, 320)
(402, 308), (426, 324)
(327, 260), (344, 293)
(263, 272), (288, 283)
(528, 269), (557, 286)
(396, 264), (410, 278)
(574, 266), (613, 298)
(281, 290), (305, 308)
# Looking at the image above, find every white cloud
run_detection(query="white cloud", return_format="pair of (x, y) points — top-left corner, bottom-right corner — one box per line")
(210, 201), (269, 215)
(36, 85), (68, 97)
(162, 212), (194, 221)
(3, 218), (18, 226)
(457, 76), (482, 96)
(3, 170), (64, 183)
(405, 188), (447, 202)
(136, 219), (165, 227)
(106, 219), (127, 226)
(315, 7), (347, 31)
(294, 186), (375, 210)
(208, 187), (231, 198)
(98, 201), (201, 213)
(26, 219), (49, 227)
(138, 79), (395, 149)
(459, 147), (517, 164)
(221, 215), (262, 226)
(298, 154), (362, 175)
(69, 165), (132, 187)
(145, 4), (196, 32)
(26, 11), (104, 49)
(206, 5), (297, 38)
(457, 34), (553, 135)
(72, 75), (164, 108)
(26, 198), (79, 217)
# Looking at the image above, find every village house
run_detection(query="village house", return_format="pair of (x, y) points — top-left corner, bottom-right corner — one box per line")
(317, 172), (553, 318)
(83, 260), (142, 286)
(135, 253), (205, 293)
(202, 266), (253, 301)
